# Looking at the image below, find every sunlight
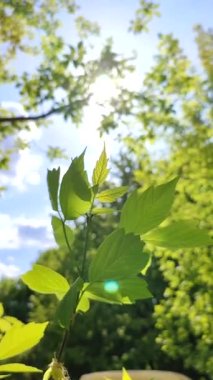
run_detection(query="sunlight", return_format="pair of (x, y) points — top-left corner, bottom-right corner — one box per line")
(90, 74), (118, 104)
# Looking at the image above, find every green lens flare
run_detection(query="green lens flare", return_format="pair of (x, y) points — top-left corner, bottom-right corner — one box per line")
(104, 280), (119, 293)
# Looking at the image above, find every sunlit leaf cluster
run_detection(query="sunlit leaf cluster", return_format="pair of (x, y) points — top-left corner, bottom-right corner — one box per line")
(0, 303), (48, 378)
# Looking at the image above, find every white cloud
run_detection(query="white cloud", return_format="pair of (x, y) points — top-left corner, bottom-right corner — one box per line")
(0, 213), (54, 250)
(0, 262), (21, 278)
(1, 149), (43, 191)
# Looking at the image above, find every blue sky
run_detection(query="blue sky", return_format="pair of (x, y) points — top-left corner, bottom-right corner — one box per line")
(0, 0), (212, 278)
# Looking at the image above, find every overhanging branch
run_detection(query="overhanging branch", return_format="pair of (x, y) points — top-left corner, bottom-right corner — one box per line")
(0, 105), (69, 123)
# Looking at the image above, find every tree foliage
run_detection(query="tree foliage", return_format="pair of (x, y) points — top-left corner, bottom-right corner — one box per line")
(0, 0), (133, 174)
(107, 27), (213, 379)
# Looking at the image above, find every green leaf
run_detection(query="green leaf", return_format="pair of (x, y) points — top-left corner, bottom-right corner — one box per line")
(51, 216), (74, 249)
(76, 292), (90, 313)
(55, 277), (83, 329)
(96, 186), (128, 203)
(43, 367), (52, 380)
(47, 167), (60, 211)
(0, 363), (42, 373)
(85, 277), (152, 305)
(92, 207), (115, 215)
(0, 319), (11, 333)
(0, 322), (48, 360)
(21, 264), (69, 300)
(92, 146), (109, 186)
(0, 375), (10, 378)
(89, 229), (149, 282)
(59, 151), (92, 220)
(120, 177), (179, 235)
(0, 316), (23, 333)
(143, 220), (212, 249)
(0, 305), (3, 318)
(119, 277), (152, 302)
(3, 316), (23, 327)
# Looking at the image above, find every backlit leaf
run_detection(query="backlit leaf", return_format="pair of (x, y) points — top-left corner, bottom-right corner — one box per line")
(143, 220), (212, 249)
(3, 316), (22, 327)
(0, 316), (23, 333)
(76, 292), (90, 313)
(120, 177), (179, 234)
(55, 277), (83, 329)
(92, 207), (115, 215)
(0, 322), (48, 360)
(96, 186), (128, 203)
(21, 264), (69, 300)
(0, 319), (11, 333)
(89, 228), (149, 282)
(0, 363), (42, 373)
(92, 146), (109, 186)
(51, 216), (74, 249)
(59, 151), (92, 220)
(47, 167), (60, 211)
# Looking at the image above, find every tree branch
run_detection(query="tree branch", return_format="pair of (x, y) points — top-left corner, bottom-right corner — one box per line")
(0, 104), (69, 123)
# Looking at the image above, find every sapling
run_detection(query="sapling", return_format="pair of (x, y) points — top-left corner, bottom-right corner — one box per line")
(2, 147), (210, 379)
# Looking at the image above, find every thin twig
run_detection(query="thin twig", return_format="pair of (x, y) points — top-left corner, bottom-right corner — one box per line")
(58, 212), (80, 276)
(56, 197), (94, 360)
(80, 214), (91, 279)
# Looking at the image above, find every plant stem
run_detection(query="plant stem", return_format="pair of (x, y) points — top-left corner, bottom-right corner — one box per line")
(56, 198), (94, 361)
(59, 212), (80, 275)
(57, 329), (69, 361)
(62, 220), (72, 251)
(80, 214), (91, 279)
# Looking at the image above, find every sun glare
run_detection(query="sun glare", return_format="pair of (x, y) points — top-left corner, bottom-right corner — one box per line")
(104, 280), (120, 294)
(90, 75), (118, 104)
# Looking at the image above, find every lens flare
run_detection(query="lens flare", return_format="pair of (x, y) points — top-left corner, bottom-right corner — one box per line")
(104, 280), (119, 294)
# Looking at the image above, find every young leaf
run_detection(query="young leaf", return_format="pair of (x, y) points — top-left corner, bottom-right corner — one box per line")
(0, 315), (23, 335)
(0, 363), (42, 373)
(92, 207), (115, 215)
(51, 216), (74, 249)
(21, 264), (69, 300)
(120, 177), (179, 235)
(89, 228), (149, 282)
(142, 220), (212, 249)
(47, 167), (60, 211)
(96, 186), (128, 203)
(55, 277), (83, 329)
(76, 293), (90, 313)
(0, 319), (11, 334)
(92, 146), (109, 186)
(59, 151), (92, 220)
(75, 284), (90, 313)
(43, 359), (69, 380)
(0, 322), (48, 360)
